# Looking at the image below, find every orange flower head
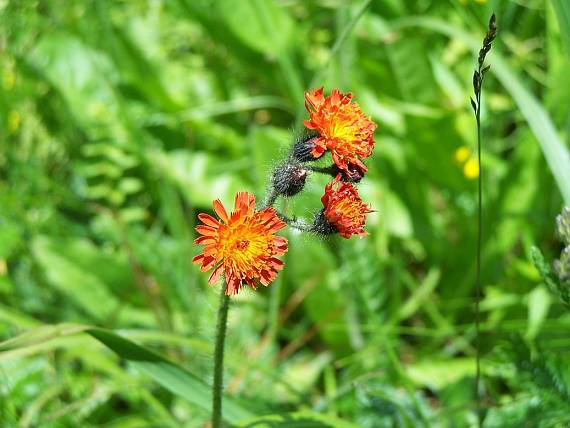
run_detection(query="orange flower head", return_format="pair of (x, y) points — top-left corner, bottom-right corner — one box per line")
(193, 192), (288, 295)
(304, 87), (377, 177)
(320, 175), (373, 239)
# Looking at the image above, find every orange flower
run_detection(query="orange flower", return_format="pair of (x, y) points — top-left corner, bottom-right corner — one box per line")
(320, 175), (373, 239)
(304, 87), (376, 177)
(193, 192), (288, 295)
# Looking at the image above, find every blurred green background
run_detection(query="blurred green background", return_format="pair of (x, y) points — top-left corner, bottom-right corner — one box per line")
(1, 0), (570, 426)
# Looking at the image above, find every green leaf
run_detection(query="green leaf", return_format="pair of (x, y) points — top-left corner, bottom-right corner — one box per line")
(217, 0), (293, 55)
(553, 0), (570, 60)
(525, 285), (551, 341)
(150, 149), (250, 208)
(397, 267), (441, 321)
(407, 358), (475, 390)
(288, 238), (350, 353)
(29, 33), (119, 127)
(382, 188), (413, 238)
(0, 325), (254, 422)
(235, 411), (360, 428)
(530, 246), (570, 308)
(31, 237), (153, 326)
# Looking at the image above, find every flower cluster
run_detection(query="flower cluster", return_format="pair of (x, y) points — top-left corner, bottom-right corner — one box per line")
(194, 87), (377, 295)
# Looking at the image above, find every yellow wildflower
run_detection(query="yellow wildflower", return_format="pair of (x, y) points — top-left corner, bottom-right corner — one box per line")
(454, 146), (471, 163)
(463, 158), (479, 180)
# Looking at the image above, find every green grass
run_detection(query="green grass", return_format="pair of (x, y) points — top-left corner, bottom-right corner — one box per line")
(1, 0), (570, 426)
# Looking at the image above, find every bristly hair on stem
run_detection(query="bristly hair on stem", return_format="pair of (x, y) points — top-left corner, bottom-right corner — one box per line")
(471, 12), (496, 428)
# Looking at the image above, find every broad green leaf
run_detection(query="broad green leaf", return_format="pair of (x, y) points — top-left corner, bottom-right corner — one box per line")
(386, 37), (438, 104)
(381, 188), (413, 238)
(29, 33), (119, 127)
(407, 358), (475, 389)
(217, 0), (293, 55)
(31, 237), (153, 326)
(0, 325), (254, 422)
(525, 285), (551, 341)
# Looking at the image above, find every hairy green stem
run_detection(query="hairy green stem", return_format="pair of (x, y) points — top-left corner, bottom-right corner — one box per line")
(262, 187), (278, 209)
(306, 165), (336, 176)
(276, 212), (313, 233)
(212, 286), (230, 427)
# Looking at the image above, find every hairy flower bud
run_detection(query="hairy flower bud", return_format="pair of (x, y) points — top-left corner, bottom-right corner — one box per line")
(292, 134), (319, 162)
(311, 209), (338, 236)
(272, 161), (308, 197)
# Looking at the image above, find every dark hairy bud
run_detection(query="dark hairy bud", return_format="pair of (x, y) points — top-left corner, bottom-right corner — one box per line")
(311, 209), (337, 236)
(292, 134), (319, 162)
(272, 161), (308, 197)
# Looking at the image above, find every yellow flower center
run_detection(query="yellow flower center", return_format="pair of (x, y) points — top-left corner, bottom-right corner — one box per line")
(217, 222), (272, 277)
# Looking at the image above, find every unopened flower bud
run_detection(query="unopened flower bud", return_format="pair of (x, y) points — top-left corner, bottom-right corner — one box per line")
(292, 134), (319, 162)
(272, 162), (308, 197)
(311, 209), (337, 236)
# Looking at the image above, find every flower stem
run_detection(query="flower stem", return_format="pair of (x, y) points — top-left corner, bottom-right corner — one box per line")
(306, 164), (336, 176)
(212, 286), (230, 428)
(276, 212), (313, 233)
(262, 187), (278, 209)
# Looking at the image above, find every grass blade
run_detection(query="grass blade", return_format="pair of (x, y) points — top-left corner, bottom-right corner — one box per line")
(553, 0), (570, 60)
(0, 325), (254, 422)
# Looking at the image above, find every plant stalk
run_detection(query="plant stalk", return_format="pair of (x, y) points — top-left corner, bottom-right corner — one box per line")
(475, 89), (482, 426)
(212, 286), (230, 427)
(471, 15), (495, 426)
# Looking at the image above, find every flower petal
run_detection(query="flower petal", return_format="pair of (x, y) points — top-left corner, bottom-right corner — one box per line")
(198, 213), (220, 228)
(213, 199), (229, 223)
(196, 225), (218, 236)
(208, 264), (224, 284)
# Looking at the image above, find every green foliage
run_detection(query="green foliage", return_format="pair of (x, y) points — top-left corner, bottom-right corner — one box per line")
(1, 0), (569, 426)
(532, 246), (570, 308)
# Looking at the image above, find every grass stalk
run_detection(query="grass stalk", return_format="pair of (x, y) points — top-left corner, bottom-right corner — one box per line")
(471, 13), (496, 427)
